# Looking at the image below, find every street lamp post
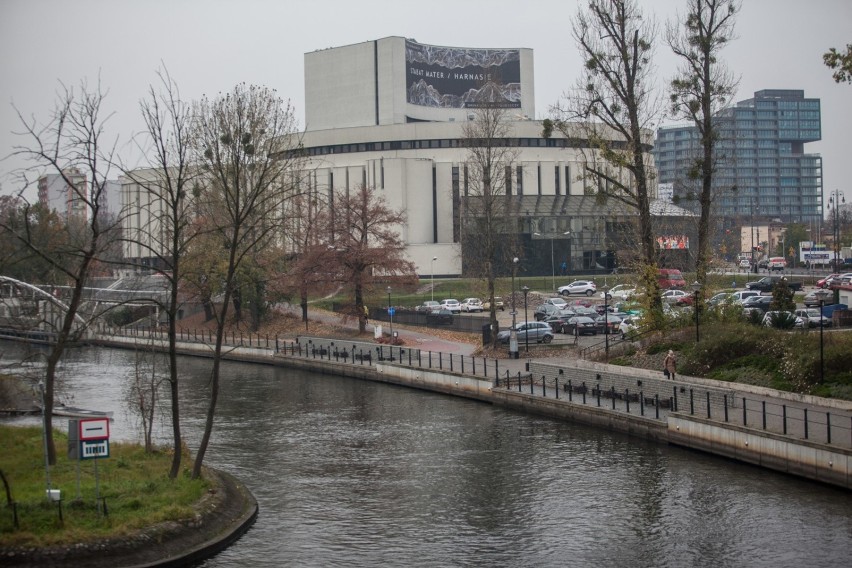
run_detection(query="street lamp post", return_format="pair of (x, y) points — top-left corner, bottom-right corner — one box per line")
(691, 281), (701, 343)
(534, 232), (555, 292)
(387, 286), (393, 341)
(430, 256), (437, 302)
(522, 285), (530, 352)
(510, 257), (519, 359)
(602, 284), (609, 360)
(828, 190), (845, 273)
(815, 288), (830, 383)
(565, 230), (572, 274)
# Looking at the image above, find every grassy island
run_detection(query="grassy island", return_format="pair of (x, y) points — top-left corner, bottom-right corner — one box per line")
(0, 425), (207, 548)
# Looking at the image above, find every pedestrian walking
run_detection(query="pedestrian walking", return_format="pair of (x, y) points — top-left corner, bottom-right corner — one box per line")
(664, 350), (677, 380)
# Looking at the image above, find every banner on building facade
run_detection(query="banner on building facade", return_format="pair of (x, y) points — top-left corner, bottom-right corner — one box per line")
(657, 235), (689, 250)
(405, 39), (521, 109)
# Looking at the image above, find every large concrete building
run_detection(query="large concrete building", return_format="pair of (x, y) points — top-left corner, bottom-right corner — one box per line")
(298, 37), (690, 278)
(122, 37), (693, 278)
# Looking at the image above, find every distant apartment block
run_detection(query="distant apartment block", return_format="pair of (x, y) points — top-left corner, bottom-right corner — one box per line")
(37, 168), (122, 221)
(654, 89), (823, 228)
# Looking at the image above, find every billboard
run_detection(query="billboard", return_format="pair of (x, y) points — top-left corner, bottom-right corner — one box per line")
(405, 39), (521, 109)
(657, 235), (689, 250)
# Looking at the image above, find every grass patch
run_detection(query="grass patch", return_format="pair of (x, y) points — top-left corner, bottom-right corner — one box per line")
(0, 425), (207, 548)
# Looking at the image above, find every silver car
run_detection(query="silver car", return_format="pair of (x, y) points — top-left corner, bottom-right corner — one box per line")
(497, 321), (554, 344)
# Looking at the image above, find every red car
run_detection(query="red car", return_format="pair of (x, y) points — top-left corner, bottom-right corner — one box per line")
(817, 274), (839, 288)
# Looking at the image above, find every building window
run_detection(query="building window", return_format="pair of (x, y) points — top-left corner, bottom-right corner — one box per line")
(554, 166), (560, 195)
(505, 166), (512, 195)
(516, 166), (524, 196)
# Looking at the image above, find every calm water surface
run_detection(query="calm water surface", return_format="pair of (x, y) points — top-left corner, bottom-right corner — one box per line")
(2, 342), (850, 567)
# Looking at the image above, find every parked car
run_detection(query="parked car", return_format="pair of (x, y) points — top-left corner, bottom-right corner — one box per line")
(738, 258), (751, 269)
(803, 290), (837, 308)
(543, 297), (568, 309)
(594, 314), (623, 334)
(745, 276), (802, 293)
(601, 284), (635, 301)
(496, 321), (554, 344)
(794, 308), (831, 328)
(542, 313), (573, 333)
(557, 280), (597, 296)
(562, 316), (598, 336)
(657, 269), (686, 289)
(534, 303), (564, 321)
(440, 299), (461, 313)
(416, 300), (441, 313)
(482, 296), (504, 311)
(768, 257), (787, 271)
(817, 274), (839, 289)
(618, 316), (642, 339)
(425, 309), (454, 325)
(741, 295), (773, 317)
(731, 290), (761, 303)
(761, 311), (804, 329)
(661, 289), (692, 306)
(460, 298), (484, 313)
(572, 306), (599, 317)
(838, 273), (852, 285)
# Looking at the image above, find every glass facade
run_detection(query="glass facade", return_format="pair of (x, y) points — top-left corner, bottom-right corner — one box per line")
(653, 90), (822, 226)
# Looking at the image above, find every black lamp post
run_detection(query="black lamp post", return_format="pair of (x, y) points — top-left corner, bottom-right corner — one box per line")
(522, 285), (530, 352)
(828, 190), (845, 273)
(691, 281), (701, 343)
(387, 286), (393, 341)
(602, 284), (609, 359)
(430, 256), (437, 303)
(510, 257), (519, 359)
(815, 288), (830, 383)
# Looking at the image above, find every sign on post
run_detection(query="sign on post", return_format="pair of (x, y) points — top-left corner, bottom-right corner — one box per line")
(79, 418), (110, 441)
(81, 439), (110, 460)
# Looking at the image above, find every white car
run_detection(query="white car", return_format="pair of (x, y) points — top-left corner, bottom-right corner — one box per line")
(460, 298), (484, 313)
(661, 289), (691, 305)
(738, 258), (751, 268)
(440, 299), (462, 313)
(601, 284), (635, 301)
(618, 316), (641, 339)
(794, 308), (831, 328)
(558, 280), (597, 297)
(543, 297), (568, 309)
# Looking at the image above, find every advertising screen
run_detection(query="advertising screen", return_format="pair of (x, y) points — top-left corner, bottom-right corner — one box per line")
(656, 235), (689, 250)
(405, 39), (521, 109)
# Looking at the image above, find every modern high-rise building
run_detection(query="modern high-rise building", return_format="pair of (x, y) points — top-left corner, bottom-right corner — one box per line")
(654, 89), (823, 229)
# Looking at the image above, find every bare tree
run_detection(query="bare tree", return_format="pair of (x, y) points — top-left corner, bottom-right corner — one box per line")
(461, 105), (520, 347)
(190, 83), (305, 479)
(553, 0), (664, 312)
(278, 194), (338, 329)
(330, 185), (417, 334)
(122, 67), (198, 478)
(124, 342), (168, 453)
(4, 79), (121, 464)
(667, 0), (740, 295)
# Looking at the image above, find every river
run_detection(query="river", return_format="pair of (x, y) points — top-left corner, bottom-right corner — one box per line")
(2, 342), (850, 567)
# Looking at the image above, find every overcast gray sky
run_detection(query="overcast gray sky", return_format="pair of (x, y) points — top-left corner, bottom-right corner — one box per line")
(1, 0), (849, 207)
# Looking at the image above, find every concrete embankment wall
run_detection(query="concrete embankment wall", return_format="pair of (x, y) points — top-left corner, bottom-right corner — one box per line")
(668, 415), (851, 488)
(83, 334), (852, 489)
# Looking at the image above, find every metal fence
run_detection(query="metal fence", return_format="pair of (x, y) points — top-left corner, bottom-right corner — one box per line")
(93, 325), (852, 451)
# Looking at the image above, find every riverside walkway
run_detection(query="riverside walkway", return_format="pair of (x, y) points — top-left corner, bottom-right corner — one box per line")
(26, 310), (847, 489)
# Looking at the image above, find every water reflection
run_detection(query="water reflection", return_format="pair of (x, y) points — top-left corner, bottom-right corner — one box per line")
(1, 342), (850, 567)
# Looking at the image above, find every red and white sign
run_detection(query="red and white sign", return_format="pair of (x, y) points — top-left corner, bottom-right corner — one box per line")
(79, 418), (110, 441)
